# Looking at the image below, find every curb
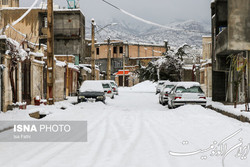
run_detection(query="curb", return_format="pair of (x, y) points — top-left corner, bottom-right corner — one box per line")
(207, 105), (250, 123)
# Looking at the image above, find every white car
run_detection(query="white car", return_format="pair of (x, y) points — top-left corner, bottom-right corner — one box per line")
(159, 82), (177, 106)
(168, 82), (206, 109)
(106, 80), (119, 95)
(100, 81), (115, 99)
(155, 80), (169, 94)
(78, 81), (106, 103)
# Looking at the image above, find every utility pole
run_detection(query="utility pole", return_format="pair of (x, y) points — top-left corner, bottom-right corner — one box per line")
(107, 37), (111, 80)
(47, 0), (55, 105)
(91, 19), (96, 80)
(123, 53), (125, 87)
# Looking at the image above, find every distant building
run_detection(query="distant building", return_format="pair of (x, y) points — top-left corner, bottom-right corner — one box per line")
(92, 40), (167, 84)
(211, 0), (250, 102)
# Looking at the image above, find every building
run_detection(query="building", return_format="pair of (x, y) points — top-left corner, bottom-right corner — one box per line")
(0, 7), (85, 64)
(211, 0), (250, 102)
(0, 0), (19, 8)
(200, 36), (212, 97)
(0, 3), (85, 112)
(93, 40), (167, 86)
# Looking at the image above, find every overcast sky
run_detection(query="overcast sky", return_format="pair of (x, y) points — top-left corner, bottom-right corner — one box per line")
(20, 0), (212, 24)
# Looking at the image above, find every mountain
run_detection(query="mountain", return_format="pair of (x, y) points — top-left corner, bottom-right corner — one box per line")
(86, 19), (211, 48)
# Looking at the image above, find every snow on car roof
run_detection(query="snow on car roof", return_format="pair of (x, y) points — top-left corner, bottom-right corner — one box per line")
(79, 81), (104, 92)
(175, 82), (201, 89)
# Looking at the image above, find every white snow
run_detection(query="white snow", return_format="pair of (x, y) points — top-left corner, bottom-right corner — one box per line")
(79, 80), (104, 92)
(0, 81), (250, 167)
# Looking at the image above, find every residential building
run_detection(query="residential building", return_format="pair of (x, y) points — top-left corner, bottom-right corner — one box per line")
(200, 36), (212, 97)
(0, 0), (19, 8)
(93, 40), (167, 86)
(0, 4), (86, 112)
(211, 0), (250, 102)
(0, 7), (85, 64)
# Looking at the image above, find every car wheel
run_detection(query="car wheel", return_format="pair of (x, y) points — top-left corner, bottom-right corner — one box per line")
(159, 98), (162, 104)
(168, 103), (172, 109)
(162, 102), (166, 106)
(111, 95), (114, 99)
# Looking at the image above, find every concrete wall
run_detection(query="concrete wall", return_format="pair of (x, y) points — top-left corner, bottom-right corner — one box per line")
(0, 9), (42, 43)
(228, 0), (250, 50)
(54, 65), (65, 102)
(30, 60), (44, 104)
(2, 54), (12, 112)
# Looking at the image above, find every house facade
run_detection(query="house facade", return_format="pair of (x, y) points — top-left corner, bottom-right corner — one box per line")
(0, 4), (87, 112)
(211, 0), (250, 102)
(93, 40), (167, 86)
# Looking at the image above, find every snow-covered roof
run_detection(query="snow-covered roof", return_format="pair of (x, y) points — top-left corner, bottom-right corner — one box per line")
(79, 81), (104, 92)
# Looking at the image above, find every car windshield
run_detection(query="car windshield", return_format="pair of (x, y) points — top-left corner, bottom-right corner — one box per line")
(102, 83), (110, 88)
(176, 86), (204, 93)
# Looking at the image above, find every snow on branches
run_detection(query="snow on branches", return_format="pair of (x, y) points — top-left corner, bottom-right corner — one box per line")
(136, 44), (201, 82)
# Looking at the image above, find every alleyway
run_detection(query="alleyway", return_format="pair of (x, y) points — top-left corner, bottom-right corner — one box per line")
(0, 84), (250, 167)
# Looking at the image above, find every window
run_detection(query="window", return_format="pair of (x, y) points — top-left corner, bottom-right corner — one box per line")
(113, 46), (117, 54)
(119, 46), (123, 54)
(42, 16), (47, 28)
(96, 48), (99, 55)
(2, 0), (8, 5)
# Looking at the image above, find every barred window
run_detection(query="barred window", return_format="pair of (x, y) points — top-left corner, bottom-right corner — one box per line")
(2, 0), (8, 5)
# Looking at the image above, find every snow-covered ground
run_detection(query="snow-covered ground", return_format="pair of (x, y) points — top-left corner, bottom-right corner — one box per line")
(0, 81), (250, 167)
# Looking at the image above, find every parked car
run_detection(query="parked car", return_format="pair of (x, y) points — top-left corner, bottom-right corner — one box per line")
(155, 80), (169, 94)
(100, 81), (115, 99)
(159, 82), (177, 106)
(106, 80), (119, 95)
(168, 82), (206, 109)
(78, 81), (106, 103)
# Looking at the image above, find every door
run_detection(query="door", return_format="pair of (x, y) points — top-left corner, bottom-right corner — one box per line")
(22, 59), (31, 104)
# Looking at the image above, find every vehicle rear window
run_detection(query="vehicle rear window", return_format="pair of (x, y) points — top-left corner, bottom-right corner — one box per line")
(176, 86), (204, 93)
(102, 83), (110, 88)
(165, 85), (174, 88)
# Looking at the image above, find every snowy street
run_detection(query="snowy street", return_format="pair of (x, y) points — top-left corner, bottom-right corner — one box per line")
(0, 82), (250, 167)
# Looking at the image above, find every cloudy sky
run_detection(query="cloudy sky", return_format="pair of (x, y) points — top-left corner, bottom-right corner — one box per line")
(20, 0), (212, 24)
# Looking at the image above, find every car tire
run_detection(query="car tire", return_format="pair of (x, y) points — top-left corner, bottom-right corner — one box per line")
(159, 98), (162, 104)
(111, 95), (114, 99)
(162, 102), (166, 106)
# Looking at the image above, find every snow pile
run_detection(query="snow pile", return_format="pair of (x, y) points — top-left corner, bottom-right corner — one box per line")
(121, 80), (157, 93)
(207, 99), (250, 120)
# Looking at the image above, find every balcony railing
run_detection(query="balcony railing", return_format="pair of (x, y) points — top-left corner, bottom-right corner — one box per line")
(39, 28), (81, 38)
(54, 28), (81, 38)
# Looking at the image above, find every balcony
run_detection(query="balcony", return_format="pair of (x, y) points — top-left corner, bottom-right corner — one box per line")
(215, 28), (228, 55)
(54, 28), (81, 39)
(39, 28), (81, 39)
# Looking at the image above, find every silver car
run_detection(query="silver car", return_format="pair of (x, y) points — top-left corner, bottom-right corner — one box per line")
(155, 80), (169, 94)
(159, 82), (177, 106)
(168, 82), (206, 109)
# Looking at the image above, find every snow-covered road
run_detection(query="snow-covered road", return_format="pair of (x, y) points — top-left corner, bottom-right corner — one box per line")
(0, 82), (250, 167)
